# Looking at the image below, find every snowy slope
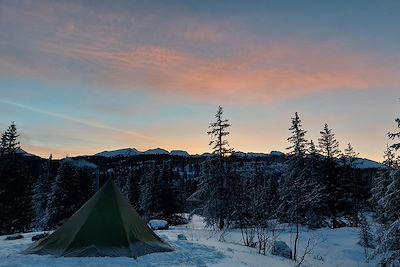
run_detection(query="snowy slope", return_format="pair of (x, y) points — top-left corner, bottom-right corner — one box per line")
(0, 216), (376, 267)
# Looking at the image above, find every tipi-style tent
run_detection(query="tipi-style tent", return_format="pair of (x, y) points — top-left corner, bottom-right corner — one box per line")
(23, 179), (174, 258)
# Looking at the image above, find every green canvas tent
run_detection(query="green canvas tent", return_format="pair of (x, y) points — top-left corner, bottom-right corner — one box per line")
(23, 179), (174, 258)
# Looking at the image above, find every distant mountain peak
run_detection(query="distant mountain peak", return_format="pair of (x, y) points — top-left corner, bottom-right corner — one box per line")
(95, 148), (141, 158)
(144, 148), (169, 155)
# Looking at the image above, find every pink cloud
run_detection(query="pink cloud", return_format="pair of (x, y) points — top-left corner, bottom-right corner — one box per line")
(1, 1), (399, 104)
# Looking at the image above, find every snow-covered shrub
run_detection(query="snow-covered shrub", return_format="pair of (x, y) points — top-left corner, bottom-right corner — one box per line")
(148, 219), (169, 230)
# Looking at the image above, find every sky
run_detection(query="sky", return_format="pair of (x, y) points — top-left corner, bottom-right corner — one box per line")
(0, 0), (399, 160)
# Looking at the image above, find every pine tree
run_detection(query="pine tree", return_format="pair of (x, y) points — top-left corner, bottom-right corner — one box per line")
(6, 122), (20, 154)
(278, 112), (308, 223)
(303, 140), (325, 228)
(0, 131), (7, 156)
(383, 144), (399, 169)
(371, 146), (398, 223)
(388, 117), (400, 150)
(380, 169), (400, 225)
(189, 158), (237, 230)
(188, 106), (236, 230)
(0, 122), (20, 156)
(207, 106), (234, 157)
(318, 123), (341, 228)
(340, 143), (360, 224)
(378, 113), (400, 266)
(378, 169), (400, 266)
(32, 154), (53, 229)
(44, 161), (81, 229)
(278, 113), (323, 259)
(139, 164), (163, 217)
(318, 124), (341, 159)
(359, 213), (374, 262)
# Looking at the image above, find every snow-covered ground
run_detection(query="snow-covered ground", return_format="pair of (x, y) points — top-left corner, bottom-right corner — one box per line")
(0, 216), (376, 267)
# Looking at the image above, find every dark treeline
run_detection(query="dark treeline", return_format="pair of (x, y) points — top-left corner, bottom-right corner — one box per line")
(0, 107), (399, 265)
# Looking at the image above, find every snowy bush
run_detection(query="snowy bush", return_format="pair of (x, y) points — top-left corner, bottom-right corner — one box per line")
(271, 240), (292, 259)
(148, 219), (169, 230)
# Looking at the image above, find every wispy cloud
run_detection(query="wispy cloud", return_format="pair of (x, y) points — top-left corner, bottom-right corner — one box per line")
(0, 98), (150, 139)
(1, 1), (399, 104)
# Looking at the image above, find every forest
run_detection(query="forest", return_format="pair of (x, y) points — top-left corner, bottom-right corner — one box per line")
(0, 107), (399, 266)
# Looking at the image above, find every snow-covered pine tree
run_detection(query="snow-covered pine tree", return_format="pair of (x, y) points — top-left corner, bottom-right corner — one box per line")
(374, 112), (400, 266)
(44, 161), (81, 229)
(303, 140), (325, 228)
(371, 145), (398, 223)
(139, 163), (162, 217)
(318, 123), (341, 228)
(378, 169), (400, 266)
(189, 158), (238, 230)
(124, 167), (141, 208)
(359, 213), (374, 262)
(380, 169), (400, 225)
(158, 161), (179, 218)
(0, 123), (34, 234)
(278, 112), (324, 259)
(277, 112), (308, 223)
(32, 154), (53, 229)
(189, 106), (235, 230)
(339, 143), (360, 224)
(388, 117), (400, 150)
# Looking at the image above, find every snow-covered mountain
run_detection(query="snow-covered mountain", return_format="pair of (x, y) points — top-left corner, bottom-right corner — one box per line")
(62, 158), (97, 169)
(94, 147), (189, 157)
(353, 158), (385, 169)
(234, 151), (285, 158)
(15, 147), (36, 157)
(93, 148), (384, 169)
(144, 148), (169, 155)
(95, 148), (142, 157)
(170, 150), (190, 157)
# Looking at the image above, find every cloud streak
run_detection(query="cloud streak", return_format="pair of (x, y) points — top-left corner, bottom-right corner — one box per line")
(0, 98), (150, 140)
(1, 1), (399, 104)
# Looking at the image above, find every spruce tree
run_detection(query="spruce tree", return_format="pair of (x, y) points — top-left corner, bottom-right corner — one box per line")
(380, 169), (400, 225)
(371, 146), (397, 223)
(139, 164), (160, 217)
(32, 155), (53, 229)
(207, 106), (234, 157)
(44, 161), (81, 228)
(378, 112), (400, 266)
(0, 122), (20, 156)
(303, 140), (325, 228)
(388, 117), (400, 150)
(278, 112), (308, 223)
(6, 122), (20, 154)
(378, 169), (400, 266)
(189, 106), (235, 230)
(340, 143), (360, 224)
(189, 159), (236, 230)
(278, 113), (323, 259)
(0, 131), (7, 156)
(318, 123), (341, 228)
